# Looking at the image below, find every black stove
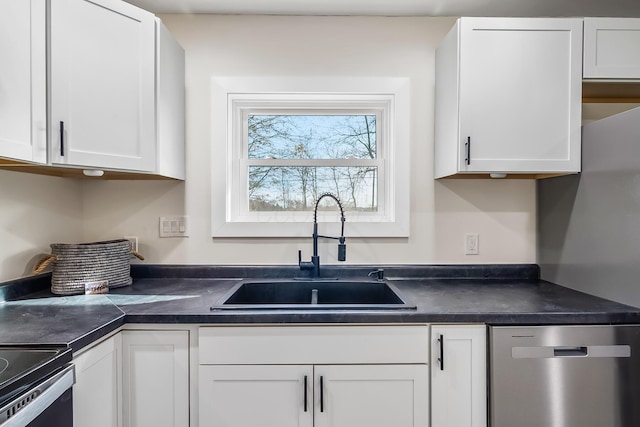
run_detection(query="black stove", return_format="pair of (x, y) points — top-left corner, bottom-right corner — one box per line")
(0, 345), (73, 425)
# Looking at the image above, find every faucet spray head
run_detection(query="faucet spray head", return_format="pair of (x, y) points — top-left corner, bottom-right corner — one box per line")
(338, 237), (346, 262)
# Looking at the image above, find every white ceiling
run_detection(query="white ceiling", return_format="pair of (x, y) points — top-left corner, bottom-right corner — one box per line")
(125, 0), (640, 17)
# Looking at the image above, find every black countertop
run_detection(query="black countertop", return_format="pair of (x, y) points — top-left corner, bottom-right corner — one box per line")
(1, 264), (639, 352)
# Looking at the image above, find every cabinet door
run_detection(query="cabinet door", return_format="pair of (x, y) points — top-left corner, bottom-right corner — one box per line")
(314, 364), (429, 427)
(458, 18), (582, 174)
(121, 330), (189, 427)
(584, 18), (640, 79)
(0, 0), (46, 163)
(199, 365), (314, 427)
(49, 0), (156, 171)
(431, 325), (486, 427)
(73, 334), (121, 427)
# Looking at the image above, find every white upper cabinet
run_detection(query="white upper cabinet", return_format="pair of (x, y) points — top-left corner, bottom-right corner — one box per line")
(584, 18), (640, 79)
(0, 0), (184, 179)
(49, 0), (156, 172)
(434, 18), (583, 178)
(0, 0), (47, 164)
(155, 20), (186, 180)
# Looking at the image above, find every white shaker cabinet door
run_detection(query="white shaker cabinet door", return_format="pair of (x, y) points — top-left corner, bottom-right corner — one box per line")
(199, 365), (314, 427)
(121, 330), (189, 427)
(0, 0), (46, 164)
(457, 18), (582, 174)
(314, 364), (429, 427)
(435, 18), (582, 178)
(584, 18), (640, 79)
(431, 325), (487, 427)
(49, 0), (156, 171)
(73, 334), (121, 427)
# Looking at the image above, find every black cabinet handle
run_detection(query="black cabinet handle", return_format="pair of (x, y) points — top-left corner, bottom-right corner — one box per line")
(60, 121), (65, 156)
(303, 375), (308, 412)
(465, 136), (471, 165)
(320, 375), (324, 413)
(438, 334), (444, 371)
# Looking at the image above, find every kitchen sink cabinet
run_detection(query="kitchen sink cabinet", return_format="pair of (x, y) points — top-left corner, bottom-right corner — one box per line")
(200, 365), (313, 427)
(434, 18), (582, 178)
(584, 18), (640, 79)
(0, 0), (46, 164)
(430, 325), (486, 427)
(198, 325), (430, 427)
(73, 334), (121, 427)
(314, 364), (428, 427)
(121, 330), (190, 427)
(200, 364), (428, 427)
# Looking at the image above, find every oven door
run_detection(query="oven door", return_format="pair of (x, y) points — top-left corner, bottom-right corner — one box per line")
(1, 365), (74, 427)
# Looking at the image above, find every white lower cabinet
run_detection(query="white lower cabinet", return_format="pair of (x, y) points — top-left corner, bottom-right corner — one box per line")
(198, 325), (430, 427)
(430, 325), (487, 427)
(121, 330), (190, 427)
(73, 334), (121, 427)
(314, 364), (429, 427)
(199, 364), (428, 427)
(200, 365), (313, 427)
(74, 324), (487, 427)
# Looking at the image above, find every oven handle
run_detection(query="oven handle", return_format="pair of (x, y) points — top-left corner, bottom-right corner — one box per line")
(0, 364), (75, 427)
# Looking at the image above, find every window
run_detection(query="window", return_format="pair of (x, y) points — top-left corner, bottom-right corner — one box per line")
(211, 77), (410, 237)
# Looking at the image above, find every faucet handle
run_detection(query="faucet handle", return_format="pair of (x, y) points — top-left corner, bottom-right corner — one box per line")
(299, 250), (315, 271)
(368, 268), (385, 281)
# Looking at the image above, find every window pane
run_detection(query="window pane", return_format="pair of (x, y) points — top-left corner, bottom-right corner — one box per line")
(248, 115), (377, 160)
(249, 166), (378, 212)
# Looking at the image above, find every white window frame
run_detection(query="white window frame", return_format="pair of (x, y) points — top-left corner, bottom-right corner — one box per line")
(211, 77), (410, 238)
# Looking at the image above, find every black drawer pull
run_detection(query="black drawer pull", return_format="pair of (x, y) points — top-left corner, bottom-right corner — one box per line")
(320, 375), (324, 413)
(303, 375), (308, 412)
(438, 334), (444, 370)
(465, 136), (471, 165)
(60, 121), (65, 156)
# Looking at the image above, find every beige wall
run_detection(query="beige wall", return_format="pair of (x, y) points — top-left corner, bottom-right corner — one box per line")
(82, 15), (536, 266)
(0, 170), (84, 281)
(0, 15), (536, 282)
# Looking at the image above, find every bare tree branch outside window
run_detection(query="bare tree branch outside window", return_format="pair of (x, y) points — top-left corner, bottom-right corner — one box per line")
(248, 115), (378, 212)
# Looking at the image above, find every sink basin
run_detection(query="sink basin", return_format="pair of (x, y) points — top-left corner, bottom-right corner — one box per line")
(211, 280), (416, 310)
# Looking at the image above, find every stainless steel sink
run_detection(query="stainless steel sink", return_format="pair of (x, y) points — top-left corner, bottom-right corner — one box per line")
(211, 280), (416, 310)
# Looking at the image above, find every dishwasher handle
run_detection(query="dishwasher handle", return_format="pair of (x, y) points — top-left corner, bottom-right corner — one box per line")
(512, 345), (631, 359)
(554, 347), (588, 357)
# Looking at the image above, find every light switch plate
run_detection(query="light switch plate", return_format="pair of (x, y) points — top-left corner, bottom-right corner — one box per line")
(465, 233), (479, 255)
(159, 216), (189, 237)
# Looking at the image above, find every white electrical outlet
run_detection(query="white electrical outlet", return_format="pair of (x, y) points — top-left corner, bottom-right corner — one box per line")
(159, 216), (189, 237)
(124, 236), (139, 252)
(465, 233), (479, 255)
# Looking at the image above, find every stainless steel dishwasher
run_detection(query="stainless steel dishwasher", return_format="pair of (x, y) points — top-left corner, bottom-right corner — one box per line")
(489, 325), (640, 427)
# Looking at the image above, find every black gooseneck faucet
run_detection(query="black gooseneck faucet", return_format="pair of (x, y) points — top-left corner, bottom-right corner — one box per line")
(298, 192), (346, 277)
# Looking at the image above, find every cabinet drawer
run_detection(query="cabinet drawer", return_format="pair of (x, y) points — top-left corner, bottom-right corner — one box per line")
(199, 325), (429, 365)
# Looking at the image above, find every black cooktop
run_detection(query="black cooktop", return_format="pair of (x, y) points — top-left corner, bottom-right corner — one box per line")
(0, 346), (72, 405)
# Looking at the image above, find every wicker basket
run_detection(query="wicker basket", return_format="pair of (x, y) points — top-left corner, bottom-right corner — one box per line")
(33, 239), (144, 295)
